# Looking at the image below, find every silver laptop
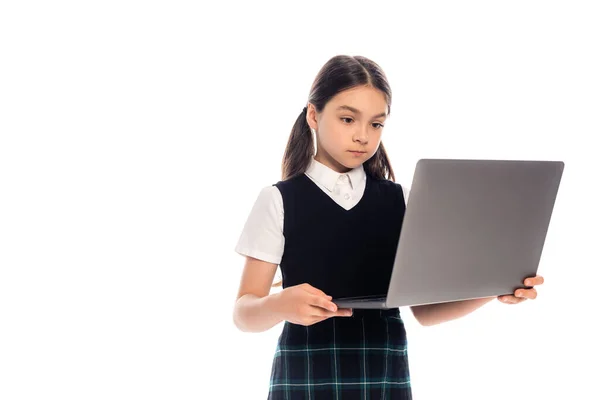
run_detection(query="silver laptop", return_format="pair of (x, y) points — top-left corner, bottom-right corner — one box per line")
(333, 158), (564, 309)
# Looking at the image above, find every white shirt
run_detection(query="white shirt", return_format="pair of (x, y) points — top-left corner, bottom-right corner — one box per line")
(235, 158), (409, 265)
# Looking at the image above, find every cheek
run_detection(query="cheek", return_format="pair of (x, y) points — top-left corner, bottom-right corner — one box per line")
(369, 132), (383, 149)
(318, 127), (346, 150)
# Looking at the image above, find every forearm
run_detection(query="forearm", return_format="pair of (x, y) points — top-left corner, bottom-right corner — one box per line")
(233, 293), (285, 333)
(412, 297), (495, 326)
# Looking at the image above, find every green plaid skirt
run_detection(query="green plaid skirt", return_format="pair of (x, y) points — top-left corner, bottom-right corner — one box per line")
(268, 308), (412, 399)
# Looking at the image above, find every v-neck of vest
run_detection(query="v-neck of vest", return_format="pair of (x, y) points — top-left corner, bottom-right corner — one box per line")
(301, 172), (371, 213)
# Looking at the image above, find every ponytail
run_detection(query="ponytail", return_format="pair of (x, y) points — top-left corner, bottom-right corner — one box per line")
(272, 54), (397, 289)
(274, 106), (313, 288)
(280, 106), (395, 182)
(281, 106), (315, 180)
(364, 142), (396, 182)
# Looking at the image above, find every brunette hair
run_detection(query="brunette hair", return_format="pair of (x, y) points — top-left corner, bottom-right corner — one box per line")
(273, 55), (396, 288)
(281, 55), (395, 182)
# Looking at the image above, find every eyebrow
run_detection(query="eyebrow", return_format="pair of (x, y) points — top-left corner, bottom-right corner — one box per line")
(336, 105), (387, 119)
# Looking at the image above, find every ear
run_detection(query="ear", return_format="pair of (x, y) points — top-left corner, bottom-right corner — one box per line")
(306, 103), (318, 132)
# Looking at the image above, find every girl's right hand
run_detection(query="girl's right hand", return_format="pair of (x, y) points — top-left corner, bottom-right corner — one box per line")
(275, 283), (353, 326)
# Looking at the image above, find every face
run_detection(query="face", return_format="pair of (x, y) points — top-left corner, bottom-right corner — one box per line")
(306, 85), (388, 173)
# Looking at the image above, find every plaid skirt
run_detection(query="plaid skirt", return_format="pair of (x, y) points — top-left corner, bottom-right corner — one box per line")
(268, 308), (412, 400)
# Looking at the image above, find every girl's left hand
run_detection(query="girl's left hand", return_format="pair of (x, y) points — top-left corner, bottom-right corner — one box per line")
(497, 275), (544, 304)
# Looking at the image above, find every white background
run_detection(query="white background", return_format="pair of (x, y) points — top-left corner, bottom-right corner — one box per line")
(1, 1), (598, 399)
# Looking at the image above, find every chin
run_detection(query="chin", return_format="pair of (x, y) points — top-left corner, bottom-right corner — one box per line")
(339, 157), (365, 170)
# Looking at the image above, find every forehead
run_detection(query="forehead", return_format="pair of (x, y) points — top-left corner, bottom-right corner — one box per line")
(326, 85), (388, 116)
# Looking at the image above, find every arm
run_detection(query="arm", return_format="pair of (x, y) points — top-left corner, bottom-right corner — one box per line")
(410, 276), (545, 326)
(233, 185), (288, 333)
(233, 256), (285, 333)
(410, 297), (495, 326)
(233, 256), (352, 332)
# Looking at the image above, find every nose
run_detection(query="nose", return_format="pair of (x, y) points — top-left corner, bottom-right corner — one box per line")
(353, 127), (368, 144)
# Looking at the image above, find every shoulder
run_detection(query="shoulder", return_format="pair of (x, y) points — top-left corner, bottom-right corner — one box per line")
(368, 176), (409, 204)
(368, 176), (407, 195)
(399, 183), (410, 202)
(273, 174), (306, 190)
(239, 184), (285, 234)
(235, 185), (285, 264)
(253, 185), (283, 211)
(272, 174), (308, 201)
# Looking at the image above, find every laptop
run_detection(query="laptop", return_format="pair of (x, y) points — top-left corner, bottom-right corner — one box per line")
(333, 158), (564, 309)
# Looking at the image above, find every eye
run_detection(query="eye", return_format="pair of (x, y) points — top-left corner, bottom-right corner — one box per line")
(372, 123), (384, 129)
(341, 117), (353, 124)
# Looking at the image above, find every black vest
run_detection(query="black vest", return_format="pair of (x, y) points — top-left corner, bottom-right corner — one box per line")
(274, 173), (406, 299)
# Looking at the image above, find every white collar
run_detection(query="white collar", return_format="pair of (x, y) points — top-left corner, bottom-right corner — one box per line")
(305, 158), (366, 192)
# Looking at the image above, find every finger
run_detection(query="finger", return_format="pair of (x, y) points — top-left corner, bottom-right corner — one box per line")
(306, 305), (329, 318)
(498, 295), (527, 304)
(524, 275), (544, 286)
(337, 307), (353, 317)
(308, 305), (353, 318)
(309, 295), (338, 312)
(515, 288), (537, 300)
(301, 283), (332, 299)
(308, 307), (337, 318)
(502, 296), (523, 304)
(329, 308), (353, 317)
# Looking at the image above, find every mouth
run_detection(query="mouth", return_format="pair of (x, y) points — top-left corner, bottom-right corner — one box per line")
(348, 150), (367, 155)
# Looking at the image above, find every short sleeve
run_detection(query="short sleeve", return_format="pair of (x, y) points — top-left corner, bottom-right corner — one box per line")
(401, 184), (410, 204)
(234, 185), (285, 265)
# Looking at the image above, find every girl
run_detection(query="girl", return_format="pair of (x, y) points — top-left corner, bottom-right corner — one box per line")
(232, 55), (544, 400)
